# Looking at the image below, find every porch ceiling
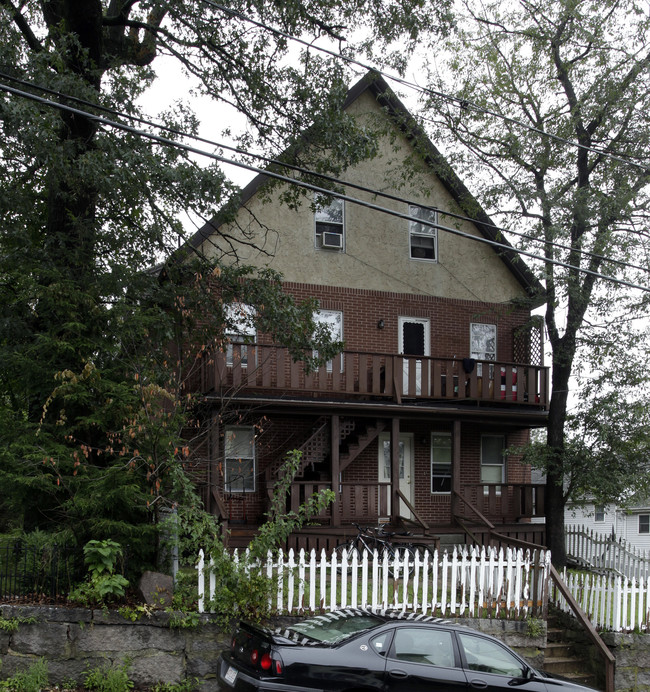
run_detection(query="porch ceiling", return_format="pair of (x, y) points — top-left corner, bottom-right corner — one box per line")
(203, 393), (548, 428)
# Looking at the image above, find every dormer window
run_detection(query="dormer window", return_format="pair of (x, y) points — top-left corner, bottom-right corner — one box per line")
(409, 204), (437, 261)
(315, 194), (344, 251)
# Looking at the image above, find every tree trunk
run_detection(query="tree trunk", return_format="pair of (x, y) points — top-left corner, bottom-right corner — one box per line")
(545, 353), (572, 566)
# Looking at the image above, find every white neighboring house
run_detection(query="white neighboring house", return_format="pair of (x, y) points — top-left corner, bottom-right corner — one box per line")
(565, 499), (650, 552)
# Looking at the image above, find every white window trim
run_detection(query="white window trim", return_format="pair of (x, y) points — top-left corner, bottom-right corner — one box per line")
(431, 431), (452, 494)
(639, 514), (649, 534)
(409, 204), (438, 262)
(313, 308), (343, 373)
(224, 426), (256, 493)
(480, 434), (506, 488)
(314, 193), (345, 251)
(225, 303), (256, 368)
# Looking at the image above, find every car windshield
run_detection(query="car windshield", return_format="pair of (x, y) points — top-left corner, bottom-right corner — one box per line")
(288, 613), (383, 644)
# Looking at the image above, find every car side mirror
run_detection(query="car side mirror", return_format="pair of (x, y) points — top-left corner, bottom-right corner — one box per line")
(507, 668), (536, 686)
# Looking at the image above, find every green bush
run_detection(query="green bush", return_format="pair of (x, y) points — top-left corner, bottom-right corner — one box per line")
(0, 658), (48, 692)
(69, 539), (129, 607)
(83, 658), (134, 692)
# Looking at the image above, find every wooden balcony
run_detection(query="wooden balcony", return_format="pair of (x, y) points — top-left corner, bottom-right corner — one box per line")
(200, 344), (549, 408)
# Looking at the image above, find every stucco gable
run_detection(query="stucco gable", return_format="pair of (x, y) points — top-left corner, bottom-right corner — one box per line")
(187, 72), (543, 305)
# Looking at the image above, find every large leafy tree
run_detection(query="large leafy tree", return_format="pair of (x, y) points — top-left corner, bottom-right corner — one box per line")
(0, 0), (451, 562)
(424, 0), (650, 564)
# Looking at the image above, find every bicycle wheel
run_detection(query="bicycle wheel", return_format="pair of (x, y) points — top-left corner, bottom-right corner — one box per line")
(382, 545), (416, 578)
(334, 543), (360, 573)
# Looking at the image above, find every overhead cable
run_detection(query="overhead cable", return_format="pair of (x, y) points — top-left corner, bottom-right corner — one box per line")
(1, 81), (649, 294)
(2, 70), (647, 277)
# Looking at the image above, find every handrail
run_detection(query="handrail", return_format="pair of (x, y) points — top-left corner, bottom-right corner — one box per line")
(453, 492), (614, 691)
(550, 565), (615, 692)
(221, 341), (543, 369)
(452, 490), (495, 529)
(396, 489), (429, 530)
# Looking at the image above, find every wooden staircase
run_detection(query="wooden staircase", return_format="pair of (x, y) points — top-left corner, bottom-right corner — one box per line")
(339, 420), (386, 471)
(544, 613), (601, 690)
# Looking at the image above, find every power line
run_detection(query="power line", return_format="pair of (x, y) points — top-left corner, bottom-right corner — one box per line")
(2, 80), (649, 295)
(2, 70), (647, 278)
(201, 0), (650, 175)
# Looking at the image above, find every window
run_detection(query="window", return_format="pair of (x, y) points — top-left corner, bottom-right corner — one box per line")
(457, 632), (526, 678)
(431, 433), (451, 493)
(481, 435), (505, 485)
(390, 627), (455, 668)
(470, 323), (497, 362)
(470, 323), (496, 378)
(313, 309), (343, 373)
(640, 515), (649, 534)
(409, 204), (437, 261)
(315, 194), (344, 250)
(380, 437), (405, 482)
(224, 427), (255, 492)
(224, 303), (256, 367)
(594, 505), (605, 522)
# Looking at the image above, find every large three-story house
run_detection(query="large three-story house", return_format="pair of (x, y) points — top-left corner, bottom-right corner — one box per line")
(187, 72), (548, 551)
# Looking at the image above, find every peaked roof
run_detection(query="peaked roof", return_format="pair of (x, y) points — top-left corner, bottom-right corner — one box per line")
(188, 71), (544, 303)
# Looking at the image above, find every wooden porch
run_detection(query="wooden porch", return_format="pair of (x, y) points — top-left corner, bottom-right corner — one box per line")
(218, 480), (547, 552)
(200, 344), (549, 408)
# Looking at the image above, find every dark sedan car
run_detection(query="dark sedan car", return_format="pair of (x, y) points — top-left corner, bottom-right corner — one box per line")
(218, 609), (597, 691)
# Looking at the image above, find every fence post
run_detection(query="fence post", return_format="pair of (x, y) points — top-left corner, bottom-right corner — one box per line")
(197, 549), (205, 614)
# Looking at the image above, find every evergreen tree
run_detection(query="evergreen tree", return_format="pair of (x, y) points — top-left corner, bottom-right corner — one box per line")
(0, 0), (451, 563)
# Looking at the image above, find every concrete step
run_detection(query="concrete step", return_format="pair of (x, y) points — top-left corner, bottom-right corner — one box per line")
(545, 641), (574, 658)
(544, 622), (601, 690)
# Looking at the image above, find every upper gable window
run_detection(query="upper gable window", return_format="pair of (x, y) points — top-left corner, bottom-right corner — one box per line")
(315, 193), (344, 251)
(409, 204), (438, 262)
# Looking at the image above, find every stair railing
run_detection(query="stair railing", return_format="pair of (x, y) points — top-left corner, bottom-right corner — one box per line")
(452, 490), (615, 692)
(549, 565), (615, 692)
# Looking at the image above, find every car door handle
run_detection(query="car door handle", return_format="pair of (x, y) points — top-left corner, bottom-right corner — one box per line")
(469, 681), (488, 689)
(388, 669), (409, 679)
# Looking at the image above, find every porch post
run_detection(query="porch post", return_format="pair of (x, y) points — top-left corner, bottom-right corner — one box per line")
(209, 411), (220, 514)
(452, 419), (461, 520)
(390, 417), (400, 524)
(331, 414), (341, 527)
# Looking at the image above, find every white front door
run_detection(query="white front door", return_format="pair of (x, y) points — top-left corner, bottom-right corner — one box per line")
(398, 317), (430, 395)
(378, 433), (414, 520)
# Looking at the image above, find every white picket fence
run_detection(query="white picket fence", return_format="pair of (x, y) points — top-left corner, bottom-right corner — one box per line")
(197, 545), (550, 619)
(566, 524), (650, 580)
(552, 569), (650, 632)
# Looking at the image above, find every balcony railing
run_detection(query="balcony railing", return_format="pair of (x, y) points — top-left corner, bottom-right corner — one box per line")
(200, 344), (549, 408)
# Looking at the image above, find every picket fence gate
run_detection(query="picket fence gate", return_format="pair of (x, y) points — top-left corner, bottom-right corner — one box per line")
(565, 524), (650, 580)
(197, 545), (550, 619)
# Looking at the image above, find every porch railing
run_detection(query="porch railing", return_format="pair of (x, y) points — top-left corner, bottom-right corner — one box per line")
(455, 483), (546, 523)
(200, 344), (549, 407)
(288, 481), (544, 524)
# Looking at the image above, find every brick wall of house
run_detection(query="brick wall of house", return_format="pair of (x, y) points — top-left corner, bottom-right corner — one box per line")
(280, 282), (531, 362)
(192, 281), (539, 527)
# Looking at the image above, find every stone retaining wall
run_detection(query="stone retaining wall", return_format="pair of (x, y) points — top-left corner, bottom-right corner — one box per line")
(0, 605), (229, 691)
(601, 632), (650, 692)
(0, 606), (546, 690)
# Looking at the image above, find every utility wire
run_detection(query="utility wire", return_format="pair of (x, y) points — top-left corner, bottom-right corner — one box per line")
(2, 70), (648, 277)
(201, 0), (650, 174)
(2, 81), (649, 294)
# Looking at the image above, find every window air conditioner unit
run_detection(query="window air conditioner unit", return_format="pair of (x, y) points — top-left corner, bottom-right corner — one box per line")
(322, 232), (343, 249)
